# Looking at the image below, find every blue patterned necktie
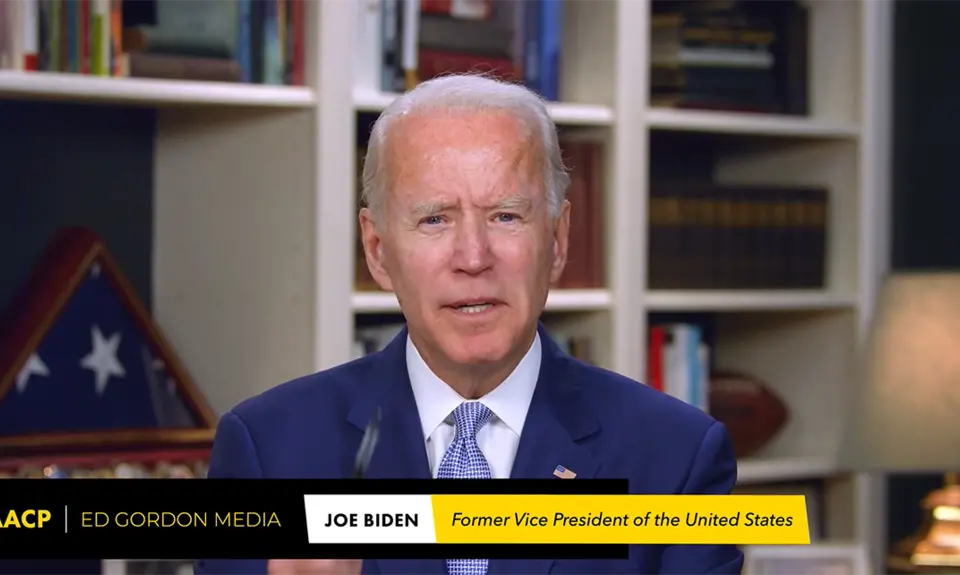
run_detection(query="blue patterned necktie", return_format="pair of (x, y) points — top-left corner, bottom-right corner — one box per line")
(437, 401), (494, 575)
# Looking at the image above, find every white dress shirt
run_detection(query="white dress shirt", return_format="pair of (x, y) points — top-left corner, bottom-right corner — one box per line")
(406, 333), (541, 479)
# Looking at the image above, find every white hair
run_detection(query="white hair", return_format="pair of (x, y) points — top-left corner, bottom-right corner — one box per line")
(360, 74), (570, 223)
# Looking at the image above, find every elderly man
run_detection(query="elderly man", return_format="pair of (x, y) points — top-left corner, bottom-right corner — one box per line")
(195, 74), (742, 575)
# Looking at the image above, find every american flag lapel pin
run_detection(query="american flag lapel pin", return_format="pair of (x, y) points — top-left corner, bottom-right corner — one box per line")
(553, 465), (577, 479)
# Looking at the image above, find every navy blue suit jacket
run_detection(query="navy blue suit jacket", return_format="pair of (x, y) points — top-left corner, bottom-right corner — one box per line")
(195, 324), (743, 575)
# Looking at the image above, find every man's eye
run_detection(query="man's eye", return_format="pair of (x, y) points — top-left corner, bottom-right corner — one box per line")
(496, 213), (518, 223)
(422, 216), (443, 225)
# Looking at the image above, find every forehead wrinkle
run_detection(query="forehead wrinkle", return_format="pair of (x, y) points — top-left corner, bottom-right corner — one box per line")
(470, 143), (540, 205)
(385, 110), (546, 214)
(506, 134), (546, 200)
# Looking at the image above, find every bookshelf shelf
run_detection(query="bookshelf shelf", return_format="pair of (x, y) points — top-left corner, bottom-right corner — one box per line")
(0, 71), (316, 108)
(352, 289), (613, 314)
(645, 291), (858, 312)
(646, 107), (860, 139)
(737, 456), (838, 485)
(352, 88), (615, 126)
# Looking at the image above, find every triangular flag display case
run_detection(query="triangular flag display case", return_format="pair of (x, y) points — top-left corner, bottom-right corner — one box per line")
(0, 227), (217, 478)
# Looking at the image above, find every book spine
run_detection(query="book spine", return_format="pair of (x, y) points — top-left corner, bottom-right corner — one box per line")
(536, 0), (562, 100)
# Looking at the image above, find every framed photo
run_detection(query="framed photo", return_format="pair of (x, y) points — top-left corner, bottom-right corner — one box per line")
(744, 543), (871, 574)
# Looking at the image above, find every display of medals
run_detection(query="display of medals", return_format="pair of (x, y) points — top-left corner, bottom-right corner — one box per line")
(0, 457), (209, 479)
(43, 465), (69, 478)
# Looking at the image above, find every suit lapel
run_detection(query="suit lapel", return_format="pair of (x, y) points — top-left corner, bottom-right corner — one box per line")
(347, 327), (446, 575)
(486, 326), (603, 575)
(349, 325), (603, 575)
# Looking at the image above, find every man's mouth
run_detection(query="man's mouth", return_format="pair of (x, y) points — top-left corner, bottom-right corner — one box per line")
(448, 300), (500, 314)
(458, 303), (492, 314)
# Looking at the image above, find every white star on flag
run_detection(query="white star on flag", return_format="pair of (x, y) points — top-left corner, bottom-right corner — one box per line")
(80, 325), (126, 395)
(16, 353), (49, 393)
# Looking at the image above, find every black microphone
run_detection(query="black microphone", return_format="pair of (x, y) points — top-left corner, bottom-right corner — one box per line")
(354, 406), (381, 479)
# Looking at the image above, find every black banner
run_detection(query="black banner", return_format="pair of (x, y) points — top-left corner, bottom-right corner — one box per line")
(0, 479), (627, 560)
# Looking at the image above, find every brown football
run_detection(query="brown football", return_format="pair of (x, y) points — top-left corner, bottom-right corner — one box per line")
(708, 370), (788, 458)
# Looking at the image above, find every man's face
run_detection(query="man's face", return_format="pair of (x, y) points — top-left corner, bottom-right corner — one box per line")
(359, 109), (570, 373)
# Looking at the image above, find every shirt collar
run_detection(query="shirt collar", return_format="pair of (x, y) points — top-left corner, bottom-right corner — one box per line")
(406, 332), (542, 439)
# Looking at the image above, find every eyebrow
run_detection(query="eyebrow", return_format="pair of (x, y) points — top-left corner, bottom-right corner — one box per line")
(494, 195), (532, 211)
(410, 200), (452, 217)
(410, 195), (532, 217)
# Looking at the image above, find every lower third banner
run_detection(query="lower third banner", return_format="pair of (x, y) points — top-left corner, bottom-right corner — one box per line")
(0, 479), (809, 559)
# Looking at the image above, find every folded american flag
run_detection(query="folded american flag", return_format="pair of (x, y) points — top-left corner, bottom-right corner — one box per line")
(0, 227), (216, 440)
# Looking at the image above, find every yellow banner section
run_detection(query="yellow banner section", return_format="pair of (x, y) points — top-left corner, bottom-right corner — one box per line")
(430, 495), (809, 545)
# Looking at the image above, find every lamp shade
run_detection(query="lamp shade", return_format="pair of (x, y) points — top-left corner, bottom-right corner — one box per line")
(840, 271), (960, 472)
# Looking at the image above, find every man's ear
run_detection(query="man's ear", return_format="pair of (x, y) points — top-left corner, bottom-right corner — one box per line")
(358, 207), (395, 292)
(549, 199), (571, 285)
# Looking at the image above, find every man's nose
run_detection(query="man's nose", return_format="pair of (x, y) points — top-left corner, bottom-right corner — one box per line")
(451, 217), (494, 275)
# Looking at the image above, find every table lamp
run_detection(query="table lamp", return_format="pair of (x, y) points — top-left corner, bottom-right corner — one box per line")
(840, 271), (960, 570)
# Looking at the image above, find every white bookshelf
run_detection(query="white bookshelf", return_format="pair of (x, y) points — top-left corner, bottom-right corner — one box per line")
(353, 87), (616, 126)
(645, 291), (859, 312)
(1, 0), (893, 564)
(645, 107), (860, 138)
(0, 70), (316, 107)
(738, 456), (839, 485)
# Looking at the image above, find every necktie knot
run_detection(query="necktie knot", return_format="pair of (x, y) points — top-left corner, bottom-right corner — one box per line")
(451, 401), (493, 439)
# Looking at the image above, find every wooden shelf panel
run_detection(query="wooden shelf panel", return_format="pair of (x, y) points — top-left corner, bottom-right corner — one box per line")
(646, 107), (859, 139)
(353, 88), (615, 126)
(737, 456), (838, 484)
(352, 289), (613, 313)
(0, 72), (316, 108)
(645, 291), (858, 312)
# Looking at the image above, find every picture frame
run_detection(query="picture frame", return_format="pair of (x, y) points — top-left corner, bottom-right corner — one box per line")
(743, 543), (871, 574)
